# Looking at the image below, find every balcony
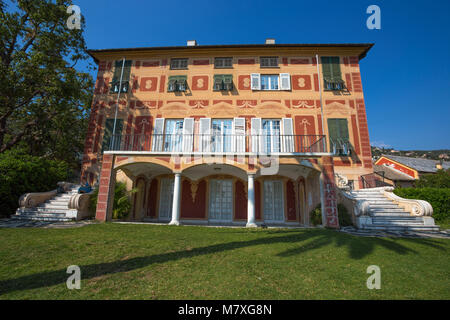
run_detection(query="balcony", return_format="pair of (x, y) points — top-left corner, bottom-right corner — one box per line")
(105, 134), (330, 156)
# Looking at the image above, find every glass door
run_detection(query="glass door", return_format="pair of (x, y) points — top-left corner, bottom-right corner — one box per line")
(159, 178), (174, 221)
(211, 119), (232, 152)
(262, 119), (281, 153)
(263, 180), (284, 222)
(209, 179), (233, 222)
(164, 119), (184, 152)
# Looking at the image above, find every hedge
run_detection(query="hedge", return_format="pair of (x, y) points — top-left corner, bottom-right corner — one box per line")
(393, 187), (450, 222)
(0, 150), (70, 217)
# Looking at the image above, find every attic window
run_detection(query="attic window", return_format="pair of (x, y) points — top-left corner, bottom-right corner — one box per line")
(260, 56), (278, 68)
(170, 58), (188, 70)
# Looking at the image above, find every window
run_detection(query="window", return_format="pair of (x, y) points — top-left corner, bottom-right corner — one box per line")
(251, 73), (290, 90)
(327, 118), (351, 156)
(110, 60), (132, 93)
(167, 76), (187, 92)
(261, 75), (279, 90)
(260, 56), (278, 67)
(214, 57), (233, 68)
(321, 56), (344, 90)
(170, 58), (188, 69)
(164, 119), (184, 152)
(213, 74), (233, 91)
(101, 119), (123, 152)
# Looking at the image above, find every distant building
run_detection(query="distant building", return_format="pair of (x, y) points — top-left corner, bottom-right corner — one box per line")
(374, 155), (450, 182)
(372, 164), (415, 188)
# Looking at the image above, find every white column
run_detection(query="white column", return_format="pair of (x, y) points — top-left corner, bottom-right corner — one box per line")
(246, 174), (257, 228)
(169, 173), (182, 226)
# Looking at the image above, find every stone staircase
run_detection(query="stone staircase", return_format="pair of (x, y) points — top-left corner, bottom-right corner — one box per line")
(14, 185), (82, 222)
(348, 188), (440, 232)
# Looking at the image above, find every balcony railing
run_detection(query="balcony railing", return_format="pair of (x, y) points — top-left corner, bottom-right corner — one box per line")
(106, 134), (328, 154)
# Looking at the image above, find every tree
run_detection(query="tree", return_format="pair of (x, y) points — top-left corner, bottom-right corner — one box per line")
(0, 0), (93, 167)
(416, 169), (450, 188)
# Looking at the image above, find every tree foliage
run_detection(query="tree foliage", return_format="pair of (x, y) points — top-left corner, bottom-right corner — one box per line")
(0, 0), (93, 168)
(0, 148), (70, 217)
(416, 169), (450, 188)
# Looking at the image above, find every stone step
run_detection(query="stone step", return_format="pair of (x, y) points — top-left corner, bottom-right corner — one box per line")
(372, 216), (422, 221)
(18, 207), (70, 214)
(16, 211), (68, 218)
(370, 208), (407, 212)
(12, 215), (73, 222)
(362, 225), (440, 232)
(371, 213), (411, 217)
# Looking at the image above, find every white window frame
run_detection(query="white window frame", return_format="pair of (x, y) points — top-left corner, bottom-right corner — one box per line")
(260, 74), (280, 90)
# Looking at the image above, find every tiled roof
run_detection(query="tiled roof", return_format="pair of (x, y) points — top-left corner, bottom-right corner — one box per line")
(381, 155), (450, 173)
(373, 164), (415, 181)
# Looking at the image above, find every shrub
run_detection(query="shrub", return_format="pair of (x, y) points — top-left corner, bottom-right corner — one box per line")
(90, 181), (137, 219)
(416, 169), (450, 188)
(0, 150), (70, 217)
(338, 203), (353, 227)
(393, 187), (450, 222)
(309, 204), (322, 226)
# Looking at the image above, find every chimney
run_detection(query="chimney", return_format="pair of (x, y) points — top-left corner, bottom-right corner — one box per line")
(187, 40), (197, 46)
(265, 38), (275, 44)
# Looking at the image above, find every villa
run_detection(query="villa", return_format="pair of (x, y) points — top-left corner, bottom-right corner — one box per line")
(81, 40), (375, 228)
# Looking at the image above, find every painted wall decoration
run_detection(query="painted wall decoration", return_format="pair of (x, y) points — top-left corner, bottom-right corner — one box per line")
(238, 75), (251, 90)
(294, 116), (316, 135)
(292, 75), (312, 90)
(191, 75), (209, 90)
(140, 77), (158, 92)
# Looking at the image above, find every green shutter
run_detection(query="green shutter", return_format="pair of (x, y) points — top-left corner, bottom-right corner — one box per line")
(321, 57), (332, 81)
(112, 60), (132, 82)
(321, 57), (342, 82)
(327, 119), (339, 142)
(330, 57), (342, 81)
(102, 119), (123, 152)
(337, 119), (349, 141)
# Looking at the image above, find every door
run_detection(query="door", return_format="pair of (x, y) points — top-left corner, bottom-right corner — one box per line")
(209, 179), (233, 222)
(159, 178), (174, 221)
(262, 119), (281, 153)
(211, 119), (232, 152)
(164, 119), (184, 152)
(263, 180), (284, 222)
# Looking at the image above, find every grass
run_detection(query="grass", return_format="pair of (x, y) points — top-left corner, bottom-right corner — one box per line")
(0, 223), (449, 300)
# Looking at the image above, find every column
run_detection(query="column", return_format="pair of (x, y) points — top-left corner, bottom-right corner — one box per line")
(320, 156), (339, 228)
(95, 154), (115, 222)
(169, 173), (182, 225)
(246, 174), (257, 228)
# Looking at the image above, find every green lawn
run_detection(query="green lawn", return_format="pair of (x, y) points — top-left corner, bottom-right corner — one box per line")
(0, 223), (449, 299)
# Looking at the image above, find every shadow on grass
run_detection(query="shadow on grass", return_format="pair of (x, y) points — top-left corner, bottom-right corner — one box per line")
(0, 228), (445, 295)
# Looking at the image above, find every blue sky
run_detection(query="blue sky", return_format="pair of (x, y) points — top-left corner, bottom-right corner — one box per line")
(75, 0), (450, 150)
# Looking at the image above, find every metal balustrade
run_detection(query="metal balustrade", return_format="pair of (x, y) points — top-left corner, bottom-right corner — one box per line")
(107, 133), (329, 154)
